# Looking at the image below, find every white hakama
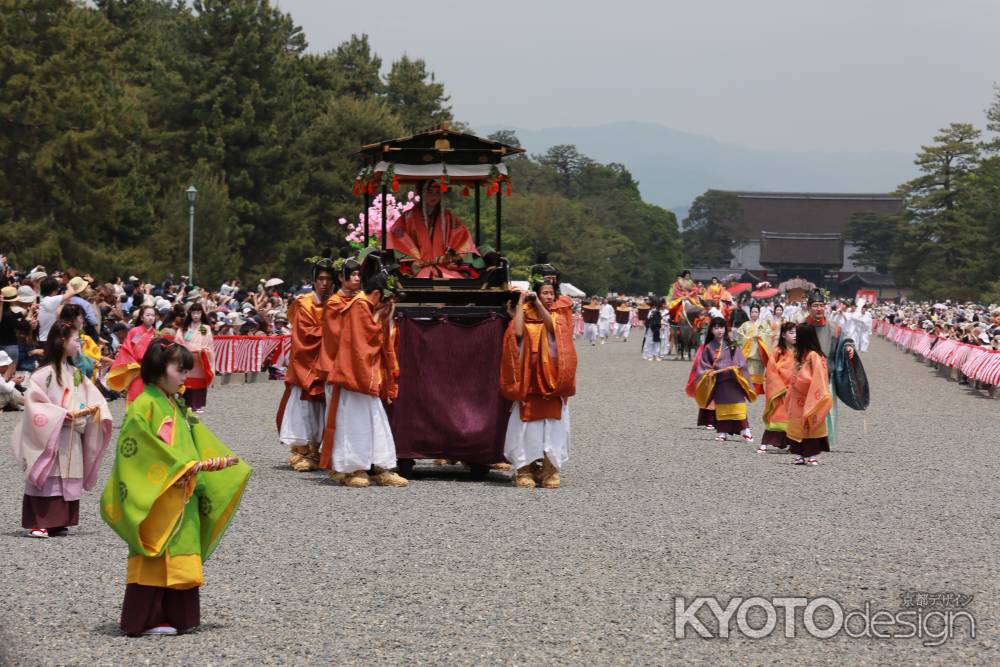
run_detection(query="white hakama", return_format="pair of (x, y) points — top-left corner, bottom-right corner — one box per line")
(325, 385), (397, 473)
(614, 322), (630, 339)
(279, 385), (326, 446)
(583, 323), (599, 344)
(642, 328), (667, 359)
(504, 401), (570, 471)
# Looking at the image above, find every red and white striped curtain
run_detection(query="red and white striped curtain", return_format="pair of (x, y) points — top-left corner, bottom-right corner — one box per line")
(875, 320), (1000, 385)
(213, 335), (290, 374)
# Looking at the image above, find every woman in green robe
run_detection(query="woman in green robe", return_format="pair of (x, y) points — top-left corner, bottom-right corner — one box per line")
(101, 338), (251, 636)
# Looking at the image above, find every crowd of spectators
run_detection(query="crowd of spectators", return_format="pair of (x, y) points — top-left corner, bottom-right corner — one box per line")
(0, 254), (304, 410)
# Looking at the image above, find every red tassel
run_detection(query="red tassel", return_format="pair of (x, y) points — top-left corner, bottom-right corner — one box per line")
(461, 185), (470, 197)
(367, 181), (377, 195)
(391, 177), (399, 192)
(352, 181), (361, 196)
(505, 182), (512, 195)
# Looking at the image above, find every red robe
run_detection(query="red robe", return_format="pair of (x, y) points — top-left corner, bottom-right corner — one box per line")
(499, 296), (577, 421)
(106, 325), (156, 402)
(317, 291), (398, 468)
(386, 207), (478, 278)
(275, 292), (326, 432)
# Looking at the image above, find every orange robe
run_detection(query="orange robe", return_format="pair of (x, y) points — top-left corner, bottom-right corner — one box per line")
(386, 207), (478, 278)
(499, 296), (577, 421)
(317, 291), (398, 468)
(275, 292), (326, 431)
(762, 347), (795, 432)
(784, 351), (832, 442)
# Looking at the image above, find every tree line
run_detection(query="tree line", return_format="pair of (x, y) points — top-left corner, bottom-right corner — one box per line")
(0, 0), (682, 295)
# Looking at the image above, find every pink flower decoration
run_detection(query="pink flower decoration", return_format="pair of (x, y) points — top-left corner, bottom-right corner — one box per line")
(33, 414), (48, 428)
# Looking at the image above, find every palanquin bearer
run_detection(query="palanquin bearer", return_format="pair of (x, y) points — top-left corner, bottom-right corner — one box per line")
(101, 339), (251, 636)
(317, 258), (407, 488)
(690, 317), (757, 443)
(276, 258), (335, 472)
(500, 263), (578, 489)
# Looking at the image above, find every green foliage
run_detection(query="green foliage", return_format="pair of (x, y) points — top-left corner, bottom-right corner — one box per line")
(0, 4), (674, 294)
(845, 211), (902, 274)
(891, 123), (988, 300)
(384, 55), (451, 133)
(681, 190), (744, 266)
(488, 135), (681, 296)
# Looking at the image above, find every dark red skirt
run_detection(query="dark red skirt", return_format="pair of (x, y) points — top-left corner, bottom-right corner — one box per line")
(714, 418), (750, 435)
(697, 408), (716, 427)
(789, 437), (830, 457)
(761, 430), (788, 447)
(183, 388), (207, 411)
(120, 583), (201, 636)
(21, 495), (79, 529)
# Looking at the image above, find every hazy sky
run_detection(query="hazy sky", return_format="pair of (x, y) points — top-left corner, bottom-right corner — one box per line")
(273, 0), (999, 153)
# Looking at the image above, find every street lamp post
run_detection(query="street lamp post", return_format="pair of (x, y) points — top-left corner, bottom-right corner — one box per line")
(186, 186), (198, 284)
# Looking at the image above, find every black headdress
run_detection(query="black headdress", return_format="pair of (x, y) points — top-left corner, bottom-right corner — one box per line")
(528, 252), (559, 293)
(808, 289), (827, 305)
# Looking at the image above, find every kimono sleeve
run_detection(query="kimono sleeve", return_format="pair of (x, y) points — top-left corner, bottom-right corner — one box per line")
(190, 420), (252, 561)
(100, 397), (199, 557)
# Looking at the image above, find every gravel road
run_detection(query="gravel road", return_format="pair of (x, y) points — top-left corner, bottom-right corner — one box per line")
(1, 334), (997, 665)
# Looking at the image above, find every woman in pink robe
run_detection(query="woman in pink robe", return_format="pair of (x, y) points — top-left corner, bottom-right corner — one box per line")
(12, 321), (112, 538)
(175, 303), (215, 413)
(387, 181), (479, 278)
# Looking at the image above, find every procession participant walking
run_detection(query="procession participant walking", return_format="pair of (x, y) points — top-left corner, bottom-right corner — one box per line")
(13, 321), (111, 538)
(801, 290), (863, 445)
(500, 264), (577, 489)
(758, 321), (796, 454)
(100, 338), (251, 636)
(735, 303), (772, 393)
(642, 298), (666, 361)
(614, 299), (632, 342)
(785, 324), (833, 466)
(690, 317), (757, 443)
(581, 296), (601, 346)
(597, 298), (614, 344)
(175, 303), (214, 413)
(276, 259), (335, 472)
(106, 305), (158, 405)
(318, 259), (407, 488)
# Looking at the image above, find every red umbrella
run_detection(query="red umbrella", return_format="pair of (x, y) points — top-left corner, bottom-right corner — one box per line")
(751, 287), (779, 298)
(728, 282), (752, 296)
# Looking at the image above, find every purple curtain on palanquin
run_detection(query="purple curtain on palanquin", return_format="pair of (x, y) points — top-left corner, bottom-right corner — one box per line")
(388, 315), (511, 463)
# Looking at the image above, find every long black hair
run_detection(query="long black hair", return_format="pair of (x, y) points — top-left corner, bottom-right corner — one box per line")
(794, 323), (824, 363)
(181, 302), (205, 332)
(140, 338), (195, 387)
(703, 316), (732, 348)
(777, 321), (796, 352)
(39, 320), (77, 387)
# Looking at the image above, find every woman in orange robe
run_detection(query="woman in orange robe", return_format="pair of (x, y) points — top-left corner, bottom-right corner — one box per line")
(317, 259), (406, 488)
(499, 272), (577, 489)
(758, 321), (796, 454)
(784, 323), (833, 466)
(386, 181), (478, 278)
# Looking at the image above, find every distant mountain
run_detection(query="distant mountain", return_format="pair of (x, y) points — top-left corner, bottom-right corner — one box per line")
(479, 121), (916, 213)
